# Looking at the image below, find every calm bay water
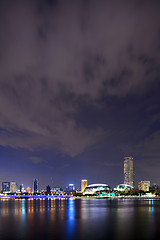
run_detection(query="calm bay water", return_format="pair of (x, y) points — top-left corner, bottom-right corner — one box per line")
(0, 198), (160, 240)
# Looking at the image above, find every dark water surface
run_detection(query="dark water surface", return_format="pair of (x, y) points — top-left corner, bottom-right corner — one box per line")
(0, 198), (160, 240)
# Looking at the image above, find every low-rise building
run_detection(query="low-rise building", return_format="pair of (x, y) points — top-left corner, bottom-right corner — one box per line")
(51, 188), (64, 195)
(26, 187), (32, 193)
(114, 184), (134, 192)
(83, 184), (111, 195)
(149, 184), (160, 192)
(138, 181), (150, 192)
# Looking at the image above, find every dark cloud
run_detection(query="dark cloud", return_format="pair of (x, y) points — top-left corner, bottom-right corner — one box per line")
(29, 156), (46, 164)
(0, 0), (160, 158)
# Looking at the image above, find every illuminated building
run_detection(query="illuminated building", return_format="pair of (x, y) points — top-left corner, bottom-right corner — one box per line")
(2, 182), (10, 193)
(51, 188), (64, 195)
(26, 187), (32, 193)
(65, 184), (75, 194)
(10, 182), (16, 193)
(124, 156), (134, 187)
(83, 184), (111, 195)
(20, 184), (24, 193)
(81, 179), (87, 192)
(33, 179), (39, 193)
(138, 181), (150, 191)
(149, 184), (160, 191)
(114, 184), (134, 192)
(68, 184), (75, 191)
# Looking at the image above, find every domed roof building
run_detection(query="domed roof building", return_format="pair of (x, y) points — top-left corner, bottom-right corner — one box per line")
(83, 184), (111, 195)
(114, 184), (134, 192)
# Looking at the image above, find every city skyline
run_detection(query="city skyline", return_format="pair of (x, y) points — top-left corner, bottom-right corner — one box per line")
(0, 0), (160, 189)
(0, 2), (160, 240)
(0, 155), (155, 192)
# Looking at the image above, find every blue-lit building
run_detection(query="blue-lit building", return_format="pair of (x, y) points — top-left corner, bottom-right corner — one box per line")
(68, 184), (75, 191)
(2, 182), (10, 193)
(33, 179), (39, 193)
(65, 184), (75, 194)
(20, 184), (24, 193)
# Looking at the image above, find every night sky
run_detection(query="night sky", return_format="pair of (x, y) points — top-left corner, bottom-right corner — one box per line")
(0, 0), (160, 190)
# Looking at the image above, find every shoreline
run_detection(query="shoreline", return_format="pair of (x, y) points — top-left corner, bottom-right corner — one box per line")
(0, 195), (160, 200)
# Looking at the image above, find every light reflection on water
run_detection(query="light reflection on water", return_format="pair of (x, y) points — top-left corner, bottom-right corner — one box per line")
(66, 198), (76, 239)
(0, 198), (160, 240)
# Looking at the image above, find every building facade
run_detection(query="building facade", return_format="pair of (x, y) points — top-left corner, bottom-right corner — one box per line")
(26, 187), (32, 193)
(83, 184), (111, 195)
(51, 188), (64, 195)
(114, 184), (134, 192)
(65, 184), (76, 194)
(33, 179), (39, 193)
(20, 184), (24, 193)
(2, 182), (10, 193)
(138, 181), (150, 192)
(81, 179), (87, 192)
(124, 157), (134, 187)
(149, 184), (160, 192)
(46, 185), (51, 194)
(10, 182), (16, 193)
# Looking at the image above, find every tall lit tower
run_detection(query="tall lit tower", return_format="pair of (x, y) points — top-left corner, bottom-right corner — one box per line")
(81, 179), (87, 192)
(124, 157), (134, 187)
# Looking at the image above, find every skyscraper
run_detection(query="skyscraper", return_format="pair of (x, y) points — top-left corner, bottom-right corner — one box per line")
(81, 179), (87, 192)
(2, 182), (10, 193)
(20, 184), (24, 193)
(33, 179), (39, 193)
(124, 157), (134, 187)
(10, 182), (16, 193)
(46, 185), (51, 194)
